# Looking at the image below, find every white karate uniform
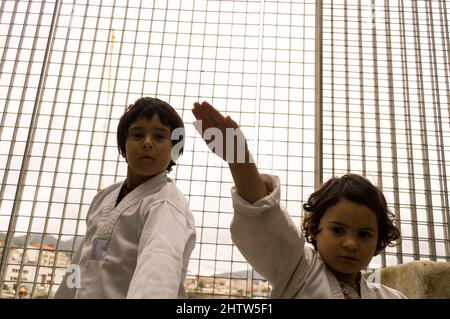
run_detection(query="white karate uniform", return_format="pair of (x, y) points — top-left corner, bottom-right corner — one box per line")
(230, 174), (406, 299)
(54, 172), (196, 298)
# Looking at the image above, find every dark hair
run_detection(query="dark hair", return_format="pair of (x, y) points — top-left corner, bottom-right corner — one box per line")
(301, 174), (400, 255)
(117, 97), (184, 172)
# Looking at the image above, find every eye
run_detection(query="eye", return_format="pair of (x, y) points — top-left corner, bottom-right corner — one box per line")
(130, 132), (143, 139)
(154, 133), (164, 140)
(358, 231), (374, 240)
(330, 226), (344, 235)
(154, 132), (169, 141)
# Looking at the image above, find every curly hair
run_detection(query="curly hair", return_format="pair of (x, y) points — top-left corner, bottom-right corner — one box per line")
(301, 174), (400, 255)
(117, 97), (184, 172)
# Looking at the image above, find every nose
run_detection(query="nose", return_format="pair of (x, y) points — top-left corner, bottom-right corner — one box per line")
(143, 134), (154, 148)
(342, 236), (358, 251)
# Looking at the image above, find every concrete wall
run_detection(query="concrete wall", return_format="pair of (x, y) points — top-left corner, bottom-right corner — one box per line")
(379, 261), (450, 298)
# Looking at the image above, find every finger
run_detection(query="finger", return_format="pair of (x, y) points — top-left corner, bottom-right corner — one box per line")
(192, 105), (213, 130)
(192, 101), (211, 121)
(200, 101), (226, 124)
(225, 115), (240, 129)
(191, 104), (202, 120)
(192, 103), (217, 134)
(192, 101), (226, 128)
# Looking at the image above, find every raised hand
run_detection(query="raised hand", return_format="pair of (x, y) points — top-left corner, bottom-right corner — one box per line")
(192, 101), (267, 203)
(192, 101), (251, 164)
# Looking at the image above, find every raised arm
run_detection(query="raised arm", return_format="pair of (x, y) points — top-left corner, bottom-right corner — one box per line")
(192, 101), (268, 203)
(193, 102), (307, 290)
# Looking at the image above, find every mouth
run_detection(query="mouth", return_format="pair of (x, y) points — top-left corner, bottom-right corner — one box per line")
(338, 256), (359, 263)
(140, 155), (154, 161)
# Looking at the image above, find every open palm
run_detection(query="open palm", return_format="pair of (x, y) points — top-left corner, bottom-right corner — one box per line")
(192, 101), (251, 164)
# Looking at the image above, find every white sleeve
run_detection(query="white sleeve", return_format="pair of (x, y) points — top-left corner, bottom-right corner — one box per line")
(126, 201), (195, 298)
(230, 174), (306, 285)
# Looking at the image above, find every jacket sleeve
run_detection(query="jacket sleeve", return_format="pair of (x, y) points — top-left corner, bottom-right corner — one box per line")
(126, 201), (196, 298)
(230, 174), (306, 285)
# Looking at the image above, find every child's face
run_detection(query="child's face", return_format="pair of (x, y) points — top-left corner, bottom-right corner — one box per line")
(125, 114), (172, 188)
(314, 198), (379, 280)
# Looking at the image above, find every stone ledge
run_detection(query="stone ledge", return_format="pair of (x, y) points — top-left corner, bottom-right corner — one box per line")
(366, 261), (450, 298)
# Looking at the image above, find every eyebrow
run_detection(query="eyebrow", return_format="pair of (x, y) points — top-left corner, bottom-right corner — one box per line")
(129, 125), (170, 133)
(327, 221), (377, 233)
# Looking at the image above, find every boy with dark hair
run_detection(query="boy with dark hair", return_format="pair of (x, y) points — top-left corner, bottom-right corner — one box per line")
(55, 97), (196, 298)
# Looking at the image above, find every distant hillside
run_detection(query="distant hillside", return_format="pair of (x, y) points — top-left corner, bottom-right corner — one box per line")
(215, 269), (265, 280)
(0, 232), (82, 251)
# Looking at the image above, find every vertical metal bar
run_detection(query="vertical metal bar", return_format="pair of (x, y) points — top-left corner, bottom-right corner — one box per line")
(411, 0), (436, 261)
(206, 0), (223, 296)
(369, 0), (385, 267)
(330, 2), (336, 177)
(139, 1), (156, 97)
(384, 0), (403, 264)
(177, 0), (198, 297)
(154, 0), (169, 96)
(425, 0), (442, 261)
(314, 0), (323, 189)
(438, 0), (450, 261)
(357, 1), (367, 176)
(112, 0), (141, 181)
(254, 0), (264, 165)
(167, 0), (181, 108)
(95, 1), (119, 191)
(193, 0), (209, 298)
(104, 0), (131, 184)
(398, 0), (420, 260)
(344, 0), (350, 172)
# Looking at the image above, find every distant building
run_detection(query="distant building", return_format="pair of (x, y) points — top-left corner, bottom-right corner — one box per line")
(3, 242), (70, 298)
(185, 270), (270, 298)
